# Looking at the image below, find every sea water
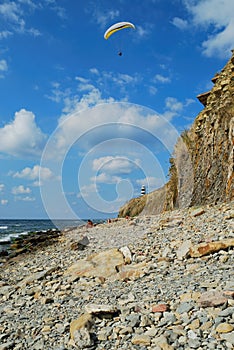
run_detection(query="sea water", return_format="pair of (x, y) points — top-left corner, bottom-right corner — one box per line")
(0, 219), (84, 247)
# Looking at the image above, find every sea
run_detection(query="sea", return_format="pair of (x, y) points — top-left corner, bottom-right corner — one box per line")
(0, 219), (104, 251)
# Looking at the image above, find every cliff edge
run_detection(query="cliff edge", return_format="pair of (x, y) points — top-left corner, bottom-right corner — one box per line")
(119, 50), (234, 217)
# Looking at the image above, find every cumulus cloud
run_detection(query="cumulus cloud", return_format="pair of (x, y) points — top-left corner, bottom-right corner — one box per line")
(153, 74), (171, 84)
(0, 59), (8, 78)
(93, 156), (139, 175)
(0, 184), (4, 192)
(42, 99), (180, 164)
(0, 59), (8, 70)
(171, 17), (188, 30)
(91, 172), (121, 184)
(165, 97), (183, 112)
(12, 165), (53, 181)
(12, 185), (31, 195)
(183, 0), (234, 58)
(77, 183), (97, 199)
(0, 109), (47, 157)
(0, 199), (8, 205)
(0, 0), (64, 37)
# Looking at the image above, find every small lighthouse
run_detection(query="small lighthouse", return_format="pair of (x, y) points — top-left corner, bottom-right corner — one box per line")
(141, 185), (146, 196)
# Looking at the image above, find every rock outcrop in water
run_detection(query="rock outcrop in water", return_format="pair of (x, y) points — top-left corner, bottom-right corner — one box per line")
(119, 50), (234, 217)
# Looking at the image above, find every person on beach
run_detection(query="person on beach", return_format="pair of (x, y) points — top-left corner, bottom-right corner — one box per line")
(86, 219), (94, 228)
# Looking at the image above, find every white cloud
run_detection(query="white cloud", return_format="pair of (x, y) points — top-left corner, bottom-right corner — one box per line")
(171, 17), (188, 30)
(0, 109), (47, 157)
(165, 97), (183, 112)
(13, 165), (53, 181)
(153, 74), (171, 84)
(148, 86), (158, 95)
(102, 71), (140, 87)
(89, 68), (99, 75)
(0, 0), (41, 37)
(62, 88), (114, 115)
(0, 59), (8, 78)
(0, 199), (8, 205)
(183, 0), (234, 58)
(0, 184), (4, 192)
(92, 156), (139, 175)
(77, 183), (97, 199)
(75, 77), (96, 92)
(136, 25), (151, 38)
(44, 101), (180, 163)
(0, 30), (12, 39)
(0, 1), (25, 32)
(12, 185), (31, 195)
(95, 9), (120, 28)
(91, 172), (121, 184)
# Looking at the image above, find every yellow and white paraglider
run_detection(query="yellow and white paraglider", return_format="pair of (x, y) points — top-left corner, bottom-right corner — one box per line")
(104, 21), (136, 56)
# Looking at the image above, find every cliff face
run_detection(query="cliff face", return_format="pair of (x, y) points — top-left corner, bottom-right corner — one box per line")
(118, 51), (234, 217)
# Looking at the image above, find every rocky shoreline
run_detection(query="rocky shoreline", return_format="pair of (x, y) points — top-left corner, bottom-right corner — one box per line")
(0, 201), (233, 349)
(0, 229), (61, 262)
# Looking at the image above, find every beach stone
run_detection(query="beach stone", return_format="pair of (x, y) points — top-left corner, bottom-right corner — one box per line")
(218, 307), (234, 317)
(70, 236), (89, 250)
(70, 326), (94, 349)
(189, 238), (234, 257)
(85, 303), (119, 315)
(17, 267), (57, 287)
(152, 335), (174, 349)
(0, 201), (233, 350)
(69, 313), (93, 348)
(176, 240), (191, 260)
(190, 208), (205, 217)
(176, 302), (193, 314)
(198, 290), (228, 307)
(65, 248), (124, 279)
(152, 303), (169, 313)
(188, 319), (200, 330)
(115, 261), (149, 281)
(0, 342), (15, 350)
(188, 338), (201, 348)
(131, 333), (151, 346)
(216, 323), (234, 333)
(119, 245), (132, 264)
(219, 331), (234, 345)
(126, 313), (140, 327)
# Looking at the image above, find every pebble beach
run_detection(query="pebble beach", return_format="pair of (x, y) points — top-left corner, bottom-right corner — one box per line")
(0, 201), (233, 350)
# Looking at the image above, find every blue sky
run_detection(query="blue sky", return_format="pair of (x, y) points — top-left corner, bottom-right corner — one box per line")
(0, 0), (233, 220)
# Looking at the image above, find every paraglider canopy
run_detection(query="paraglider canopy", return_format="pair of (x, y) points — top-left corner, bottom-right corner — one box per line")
(104, 21), (135, 40)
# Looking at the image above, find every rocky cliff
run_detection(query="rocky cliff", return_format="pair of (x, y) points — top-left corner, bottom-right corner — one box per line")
(119, 50), (234, 217)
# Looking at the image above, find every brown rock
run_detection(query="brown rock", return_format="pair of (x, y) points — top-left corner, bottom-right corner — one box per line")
(65, 248), (124, 279)
(115, 261), (148, 281)
(152, 303), (169, 313)
(189, 238), (234, 257)
(198, 290), (228, 307)
(70, 313), (93, 348)
(131, 334), (151, 346)
(70, 313), (93, 334)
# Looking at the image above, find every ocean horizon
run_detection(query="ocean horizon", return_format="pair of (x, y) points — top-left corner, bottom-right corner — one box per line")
(0, 218), (105, 248)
